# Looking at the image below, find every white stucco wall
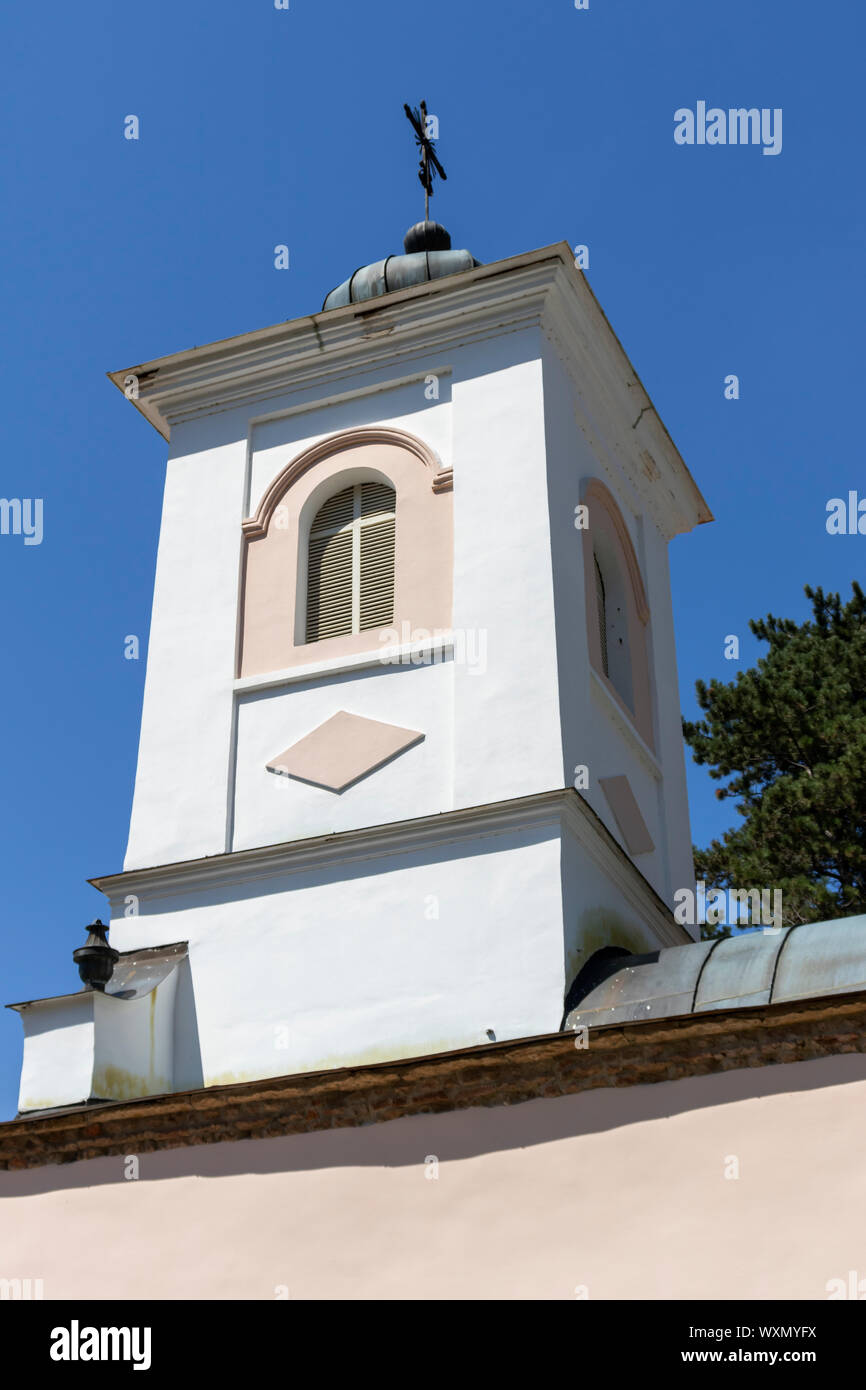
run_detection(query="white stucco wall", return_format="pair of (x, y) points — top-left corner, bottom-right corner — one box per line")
(15, 996), (94, 1114)
(15, 973), (181, 1114)
(540, 335), (697, 920)
(124, 328), (564, 872)
(248, 376), (453, 519)
(91, 978), (177, 1104)
(122, 271), (701, 907)
(450, 338), (563, 809)
(124, 376), (455, 872)
(124, 425), (247, 870)
(232, 658), (452, 851)
(106, 822), (568, 1088)
(559, 823), (669, 1001)
(2, 1055), (863, 1300)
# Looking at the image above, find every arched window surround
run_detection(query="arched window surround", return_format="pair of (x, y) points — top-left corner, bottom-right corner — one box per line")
(581, 478), (654, 750)
(238, 427), (453, 678)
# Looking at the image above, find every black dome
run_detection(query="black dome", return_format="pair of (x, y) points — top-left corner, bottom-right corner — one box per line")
(402, 220), (452, 253)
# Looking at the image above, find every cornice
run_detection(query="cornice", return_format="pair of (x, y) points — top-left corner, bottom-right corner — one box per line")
(540, 269), (712, 541)
(108, 248), (571, 441)
(93, 789), (573, 903)
(107, 240), (711, 543)
(91, 789), (685, 947)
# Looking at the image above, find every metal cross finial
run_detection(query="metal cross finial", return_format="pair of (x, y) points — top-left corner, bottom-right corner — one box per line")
(403, 100), (447, 222)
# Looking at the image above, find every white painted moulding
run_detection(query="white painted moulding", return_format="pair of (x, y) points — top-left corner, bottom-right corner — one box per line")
(233, 635), (455, 693)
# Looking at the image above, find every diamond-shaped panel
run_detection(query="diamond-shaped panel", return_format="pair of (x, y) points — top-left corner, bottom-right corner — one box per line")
(266, 710), (425, 793)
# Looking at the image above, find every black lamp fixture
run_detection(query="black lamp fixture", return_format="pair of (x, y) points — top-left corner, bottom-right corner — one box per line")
(72, 919), (119, 992)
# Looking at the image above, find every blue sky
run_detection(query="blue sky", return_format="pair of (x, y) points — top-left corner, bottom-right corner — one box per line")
(0, 0), (862, 1117)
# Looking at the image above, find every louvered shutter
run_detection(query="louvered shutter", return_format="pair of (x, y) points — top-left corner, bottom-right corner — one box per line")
(306, 529), (353, 641)
(360, 514), (395, 630)
(311, 485), (355, 533)
(305, 482), (396, 643)
(359, 484), (395, 630)
(359, 481), (395, 520)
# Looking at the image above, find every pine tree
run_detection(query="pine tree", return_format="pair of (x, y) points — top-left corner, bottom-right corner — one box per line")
(683, 582), (866, 937)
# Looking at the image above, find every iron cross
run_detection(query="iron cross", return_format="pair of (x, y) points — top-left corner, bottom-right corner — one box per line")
(403, 100), (447, 222)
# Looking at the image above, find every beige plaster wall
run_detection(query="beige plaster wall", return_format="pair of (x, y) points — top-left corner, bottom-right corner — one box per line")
(2, 1055), (864, 1300)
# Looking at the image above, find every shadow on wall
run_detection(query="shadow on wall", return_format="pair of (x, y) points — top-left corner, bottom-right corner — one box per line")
(174, 957), (204, 1093)
(2, 1052), (864, 1198)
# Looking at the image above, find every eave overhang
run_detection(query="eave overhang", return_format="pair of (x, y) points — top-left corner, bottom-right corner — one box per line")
(88, 788), (691, 951)
(106, 241), (712, 538)
(107, 244), (567, 441)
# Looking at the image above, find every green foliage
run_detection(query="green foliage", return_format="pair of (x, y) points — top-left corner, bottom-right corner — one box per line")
(683, 583), (866, 937)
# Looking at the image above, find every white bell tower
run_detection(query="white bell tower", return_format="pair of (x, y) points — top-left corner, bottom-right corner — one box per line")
(9, 225), (711, 1112)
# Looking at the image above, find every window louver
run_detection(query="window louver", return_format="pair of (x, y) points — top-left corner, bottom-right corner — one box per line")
(305, 482), (396, 643)
(360, 481), (394, 519)
(306, 530), (353, 641)
(312, 485), (355, 533)
(360, 517), (395, 630)
(594, 555), (609, 677)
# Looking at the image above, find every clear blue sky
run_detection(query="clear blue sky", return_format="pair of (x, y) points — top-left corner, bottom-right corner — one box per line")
(1, 0), (862, 1117)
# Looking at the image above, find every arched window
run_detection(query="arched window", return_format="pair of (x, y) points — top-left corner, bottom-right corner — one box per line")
(582, 478), (653, 750)
(239, 426), (453, 678)
(593, 541), (633, 711)
(305, 481), (396, 643)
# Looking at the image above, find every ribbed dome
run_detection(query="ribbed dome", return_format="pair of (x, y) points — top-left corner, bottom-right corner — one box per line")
(322, 221), (481, 311)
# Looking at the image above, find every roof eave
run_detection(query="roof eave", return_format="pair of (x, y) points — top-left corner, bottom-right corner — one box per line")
(104, 240), (714, 532)
(106, 244), (575, 442)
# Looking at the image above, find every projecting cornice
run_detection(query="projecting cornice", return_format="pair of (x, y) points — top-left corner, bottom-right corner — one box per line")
(540, 263), (713, 541)
(107, 247), (567, 440)
(90, 788), (687, 948)
(106, 241), (711, 539)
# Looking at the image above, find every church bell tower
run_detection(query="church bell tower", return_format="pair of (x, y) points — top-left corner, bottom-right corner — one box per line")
(8, 115), (711, 1113)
